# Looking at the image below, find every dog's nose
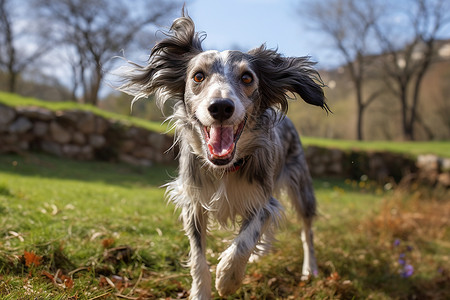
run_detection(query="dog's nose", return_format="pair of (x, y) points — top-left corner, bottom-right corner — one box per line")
(208, 99), (235, 121)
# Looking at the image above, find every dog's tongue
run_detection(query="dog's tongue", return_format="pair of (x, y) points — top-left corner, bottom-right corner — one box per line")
(208, 126), (234, 157)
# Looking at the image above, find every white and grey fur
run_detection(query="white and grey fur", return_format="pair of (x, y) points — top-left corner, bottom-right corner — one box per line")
(119, 12), (329, 299)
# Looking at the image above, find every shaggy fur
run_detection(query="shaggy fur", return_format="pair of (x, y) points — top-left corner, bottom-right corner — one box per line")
(119, 12), (328, 299)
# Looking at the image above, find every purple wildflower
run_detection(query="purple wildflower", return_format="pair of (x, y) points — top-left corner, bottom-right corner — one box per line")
(394, 239), (401, 247)
(398, 258), (406, 266)
(401, 264), (414, 278)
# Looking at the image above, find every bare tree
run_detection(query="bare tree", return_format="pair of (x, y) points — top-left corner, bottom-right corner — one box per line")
(35, 0), (179, 105)
(302, 0), (385, 140)
(374, 0), (450, 140)
(0, 0), (49, 93)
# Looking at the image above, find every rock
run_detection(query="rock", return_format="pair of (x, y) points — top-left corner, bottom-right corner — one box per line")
(17, 140), (29, 150)
(56, 110), (83, 124)
(441, 158), (450, 172)
(72, 132), (86, 145)
(126, 126), (145, 139)
(0, 105), (16, 127)
(2, 134), (18, 145)
(120, 140), (135, 153)
(50, 121), (72, 143)
(368, 153), (390, 181)
(17, 106), (54, 121)
(33, 122), (49, 137)
(80, 145), (94, 160)
(437, 173), (450, 187)
(77, 112), (96, 134)
(41, 140), (62, 156)
(9, 117), (32, 133)
(94, 117), (109, 134)
(148, 133), (165, 148)
(330, 148), (344, 162)
(328, 161), (343, 175)
(417, 154), (439, 172)
(311, 164), (326, 176)
(62, 144), (81, 157)
(132, 146), (153, 159)
(89, 134), (106, 148)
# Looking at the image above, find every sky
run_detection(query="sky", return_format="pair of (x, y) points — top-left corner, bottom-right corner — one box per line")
(182, 0), (339, 68)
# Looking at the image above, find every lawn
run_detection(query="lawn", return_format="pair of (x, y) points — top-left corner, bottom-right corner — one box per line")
(1, 153), (448, 299)
(301, 136), (450, 158)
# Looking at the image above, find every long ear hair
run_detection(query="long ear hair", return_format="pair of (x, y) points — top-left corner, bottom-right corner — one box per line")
(118, 11), (204, 109)
(248, 45), (329, 115)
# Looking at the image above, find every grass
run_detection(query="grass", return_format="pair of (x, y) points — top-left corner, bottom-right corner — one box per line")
(0, 153), (449, 299)
(301, 136), (450, 158)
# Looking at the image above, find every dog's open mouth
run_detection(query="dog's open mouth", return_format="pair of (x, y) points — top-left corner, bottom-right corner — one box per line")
(202, 118), (246, 166)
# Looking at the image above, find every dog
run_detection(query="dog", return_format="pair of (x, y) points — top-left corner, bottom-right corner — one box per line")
(119, 12), (329, 299)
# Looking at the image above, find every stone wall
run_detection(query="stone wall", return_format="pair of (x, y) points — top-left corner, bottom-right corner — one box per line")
(0, 104), (175, 166)
(1, 104), (448, 187)
(305, 146), (450, 187)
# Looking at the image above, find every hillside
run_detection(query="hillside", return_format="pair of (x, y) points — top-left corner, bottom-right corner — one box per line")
(287, 57), (450, 141)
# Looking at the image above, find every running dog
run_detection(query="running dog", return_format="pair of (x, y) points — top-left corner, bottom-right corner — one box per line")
(119, 12), (328, 299)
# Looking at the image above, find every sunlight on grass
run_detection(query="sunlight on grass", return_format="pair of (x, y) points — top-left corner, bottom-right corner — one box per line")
(302, 136), (450, 158)
(1, 153), (448, 299)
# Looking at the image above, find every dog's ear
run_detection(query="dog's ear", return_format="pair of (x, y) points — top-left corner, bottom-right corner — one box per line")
(119, 12), (204, 109)
(248, 45), (329, 114)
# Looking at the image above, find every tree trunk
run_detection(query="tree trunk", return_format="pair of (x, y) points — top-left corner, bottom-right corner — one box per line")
(357, 104), (364, 141)
(408, 41), (434, 141)
(87, 64), (102, 106)
(8, 69), (16, 93)
(404, 123), (414, 141)
(399, 86), (411, 141)
(355, 76), (364, 141)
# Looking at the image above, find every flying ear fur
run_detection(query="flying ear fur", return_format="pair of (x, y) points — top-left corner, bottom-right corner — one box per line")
(118, 12), (204, 110)
(248, 45), (329, 114)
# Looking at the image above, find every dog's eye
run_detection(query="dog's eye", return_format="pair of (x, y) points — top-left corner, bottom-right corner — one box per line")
(193, 72), (205, 83)
(241, 73), (253, 84)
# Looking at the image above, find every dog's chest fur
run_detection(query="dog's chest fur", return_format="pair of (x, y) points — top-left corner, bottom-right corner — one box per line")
(167, 115), (300, 226)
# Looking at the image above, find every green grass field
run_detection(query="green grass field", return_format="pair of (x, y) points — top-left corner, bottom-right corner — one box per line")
(0, 153), (448, 299)
(301, 136), (450, 158)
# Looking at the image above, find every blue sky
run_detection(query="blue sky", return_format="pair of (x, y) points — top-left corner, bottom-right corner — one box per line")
(183, 0), (339, 68)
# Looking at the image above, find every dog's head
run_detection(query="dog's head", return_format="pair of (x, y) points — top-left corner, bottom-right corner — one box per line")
(120, 13), (328, 169)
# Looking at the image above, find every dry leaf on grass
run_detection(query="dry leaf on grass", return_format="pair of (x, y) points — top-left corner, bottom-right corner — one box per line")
(23, 250), (42, 267)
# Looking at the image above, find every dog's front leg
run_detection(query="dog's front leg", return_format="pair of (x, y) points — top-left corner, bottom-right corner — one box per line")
(215, 197), (281, 296)
(182, 204), (211, 300)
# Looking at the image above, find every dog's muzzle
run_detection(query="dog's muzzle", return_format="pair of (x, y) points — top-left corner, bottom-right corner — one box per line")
(201, 99), (246, 166)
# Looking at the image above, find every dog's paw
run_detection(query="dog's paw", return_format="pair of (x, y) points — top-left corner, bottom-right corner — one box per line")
(248, 252), (261, 263)
(215, 247), (246, 296)
(215, 264), (245, 296)
(301, 268), (319, 281)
